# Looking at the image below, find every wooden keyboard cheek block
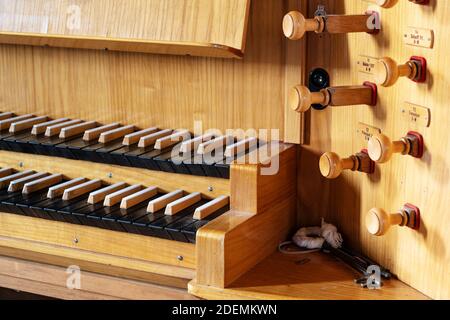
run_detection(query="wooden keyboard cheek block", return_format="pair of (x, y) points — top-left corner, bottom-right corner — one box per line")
(194, 145), (297, 288)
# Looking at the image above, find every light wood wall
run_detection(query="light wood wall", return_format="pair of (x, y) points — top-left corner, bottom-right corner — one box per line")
(300, 0), (449, 299)
(0, 0), (304, 142)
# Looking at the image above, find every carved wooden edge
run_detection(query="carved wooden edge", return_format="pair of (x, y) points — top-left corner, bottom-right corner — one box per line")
(0, 32), (244, 59)
(195, 144), (297, 288)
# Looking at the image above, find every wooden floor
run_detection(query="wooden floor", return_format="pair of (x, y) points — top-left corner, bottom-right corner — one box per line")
(189, 252), (430, 300)
(0, 252), (429, 300)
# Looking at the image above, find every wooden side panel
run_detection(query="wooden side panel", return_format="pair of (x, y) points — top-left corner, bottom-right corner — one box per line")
(301, 0), (450, 299)
(0, 0), (304, 142)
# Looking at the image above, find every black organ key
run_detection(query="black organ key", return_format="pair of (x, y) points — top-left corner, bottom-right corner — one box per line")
(147, 199), (208, 241)
(109, 146), (137, 167)
(52, 135), (86, 159)
(0, 189), (24, 215)
(162, 199), (209, 242)
(110, 192), (164, 234)
(55, 197), (93, 225)
(94, 139), (126, 164)
(0, 130), (15, 150)
(114, 203), (151, 235)
(153, 144), (186, 173)
(3, 130), (33, 153)
(137, 146), (162, 171)
(70, 202), (106, 228)
(86, 205), (124, 231)
(35, 196), (88, 222)
(183, 153), (208, 177)
(124, 146), (156, 169)
(61, 138), (99, 161)
(98, 205), (131, 232)
(132, 209), (169, 239)
(202, 149), (228, 178)
(40, 135), (82, 159)
(7, 189), (50, 217)
(73, 142), (105, 163)
(181, 205), (230, 243)
(27, 134), (52, 155)
(8, 132), (39, 154)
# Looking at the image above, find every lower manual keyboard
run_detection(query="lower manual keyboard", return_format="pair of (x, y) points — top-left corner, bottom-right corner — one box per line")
(0, 167), (230, 244)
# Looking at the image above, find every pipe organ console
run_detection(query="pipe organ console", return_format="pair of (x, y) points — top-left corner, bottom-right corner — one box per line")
(0, 0), (447, 301)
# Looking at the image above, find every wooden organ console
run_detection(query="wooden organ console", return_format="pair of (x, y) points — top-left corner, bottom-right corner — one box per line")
(0, 0), (447, 301)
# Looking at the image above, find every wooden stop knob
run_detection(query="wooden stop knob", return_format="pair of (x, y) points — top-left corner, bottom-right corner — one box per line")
(368, 133), (408, 163)
(283, 11), (322, 40)
(320, 150), (375, 179)
(366, 208), (406, 236)
(289, 85), (328, 113)
(289, 83), (377, 113)
(375, 57), (420, 87)
(320, 152), (356, 179)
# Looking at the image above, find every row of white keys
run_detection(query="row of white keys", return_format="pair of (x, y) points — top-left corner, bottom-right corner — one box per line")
(1, 112), (258, 162)
(0, 114), (34, 131)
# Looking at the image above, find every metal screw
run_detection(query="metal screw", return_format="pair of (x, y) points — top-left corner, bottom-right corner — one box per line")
(107, 173), (113, 178)
(73, 238), (79, 244)
(208, 186), (214, 192)
(19, 162), (24, 168)
(177, 255), (184, 261)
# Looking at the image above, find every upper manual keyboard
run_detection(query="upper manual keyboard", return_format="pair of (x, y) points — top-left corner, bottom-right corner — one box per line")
(0, 112), (262, 179)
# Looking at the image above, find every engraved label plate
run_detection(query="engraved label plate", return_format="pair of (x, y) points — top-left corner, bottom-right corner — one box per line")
(357, 55), (378, 75)
(401, 102), (431, 128)
(403, 27), (434, 48)
(357, 122), (382, 145)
